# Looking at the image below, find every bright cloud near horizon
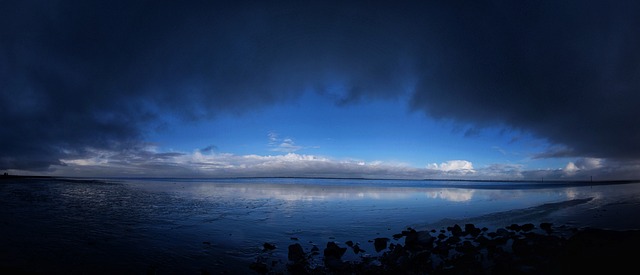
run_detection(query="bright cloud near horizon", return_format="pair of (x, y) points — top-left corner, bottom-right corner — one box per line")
(2, 1), (640, 180)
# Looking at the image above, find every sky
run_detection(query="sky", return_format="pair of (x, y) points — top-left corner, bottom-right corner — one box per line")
(1, 0), (640, 180)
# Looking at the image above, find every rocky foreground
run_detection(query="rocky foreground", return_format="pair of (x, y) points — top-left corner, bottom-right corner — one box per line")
(251, 223), (640, 274)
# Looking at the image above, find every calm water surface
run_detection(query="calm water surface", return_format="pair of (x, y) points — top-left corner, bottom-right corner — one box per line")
(1, 178), (639, 274)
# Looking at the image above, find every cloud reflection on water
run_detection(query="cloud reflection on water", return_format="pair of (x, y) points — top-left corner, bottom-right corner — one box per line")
(170, 182), (481, 203)
(424, 189), (475, 202)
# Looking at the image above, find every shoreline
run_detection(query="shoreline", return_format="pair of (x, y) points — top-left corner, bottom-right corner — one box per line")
(253, 224), (640, 274)
(252, 195), (640, 274)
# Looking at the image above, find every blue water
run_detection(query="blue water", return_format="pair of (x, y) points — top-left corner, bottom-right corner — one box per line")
(1, 177), (639, 274)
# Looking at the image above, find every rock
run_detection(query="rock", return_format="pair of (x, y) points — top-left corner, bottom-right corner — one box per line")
(521, 223), (535, 232)
(345, 240), (354, 247)
(474, 235), (491, 248)
(374, 237), (390, 252)
(310, 246), (320, 256)
(405, 230), (435, 250)
(383, 243), (408, 267)
(448, 224), (463, 236)
(433, 242), (450, 257)
(445, 235), (461, 245)
(465, 224), (481, 237)
(551, 228), (640, 274)
(288, 243), (306, 262)
(262, 242), (276, 251)
(401, 229), (413, 236)
(512, 238), (533, 256)
(496, 228), (510, 237)
(323, 242), (348, 272)
(324, 242), (347, 259)
(249, 262), (268, 274)
(540, 222), (553, 234)
(455, 240), (478, 254)
(353, 244), (365, 254)
(507, 224), (522, 232)
(324, 256), (346, 271)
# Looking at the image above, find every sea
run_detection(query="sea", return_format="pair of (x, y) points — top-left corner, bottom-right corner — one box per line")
(1, 177), (639, 274)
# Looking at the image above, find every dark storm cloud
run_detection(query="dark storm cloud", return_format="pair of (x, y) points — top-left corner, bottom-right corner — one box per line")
(1, 0), (417, 170)
(1, 1), (639, 171)
(409, 1), (640, 160)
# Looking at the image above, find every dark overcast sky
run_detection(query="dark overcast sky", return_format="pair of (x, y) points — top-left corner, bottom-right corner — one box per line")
(1, 1), (639, 179)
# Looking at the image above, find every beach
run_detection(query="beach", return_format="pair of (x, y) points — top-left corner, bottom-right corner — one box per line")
(253, 200), (640, 274)
(1, 177), (639, 274)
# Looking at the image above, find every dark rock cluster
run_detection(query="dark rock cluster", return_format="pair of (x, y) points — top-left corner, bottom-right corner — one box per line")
(251, 223), (640, 274)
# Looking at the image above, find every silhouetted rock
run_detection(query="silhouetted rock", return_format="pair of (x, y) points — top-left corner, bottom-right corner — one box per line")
(324, 242), (346, 259)
(352, 244), (364, 254)
(447, 224), (463, 236)
(540, 222), (553, 234)
(445, 235), (460, 245)
(464, 223), (482, 237)
(433, 242), (449, 257)
(262, 242), (276, 251)
(456, 240), (477, 254)
(405, 230), (435, 250)
(373, 237), (390, 252)
(552, 228), (640, 274)
(507, 223), (522, 231)
(288, 243), (305, 263)
(254, 223), (640, 275)
(324, 257), (346, 271)
(521, 223), (535, 232)
(474, 235), (491, 248)
(249, 262), (268, 274)
(345, 240), (353, 247)
(496, 228), (510, 237)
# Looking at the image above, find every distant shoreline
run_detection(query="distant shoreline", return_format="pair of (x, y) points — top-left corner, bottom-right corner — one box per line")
(0, 174), (53, 180)
(3, 174), (639, 186)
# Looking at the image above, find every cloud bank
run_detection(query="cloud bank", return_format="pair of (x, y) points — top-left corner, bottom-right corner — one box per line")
(2, 1), (640, 176)
(35, 148), (626, 181)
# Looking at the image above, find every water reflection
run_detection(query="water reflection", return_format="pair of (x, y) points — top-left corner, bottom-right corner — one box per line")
(3, 178), (640, 274)
(150, 182), (483, 202)
(128, 179), (628, 209)
(424, 189), (475, 202)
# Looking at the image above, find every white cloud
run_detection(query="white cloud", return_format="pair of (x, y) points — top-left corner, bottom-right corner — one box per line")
(575, 157), (603, 170)
(55, 150), (441, 179)
(268, 131), (279, 144)
(477, 163), (524, 180)
(563, 162), (579, 176)
(427, 160), (475, 174)
(563, 158), (603, 176)
(268, 131), (304, 153)
(40, 149), (640, 180)
(274, 138), (302, 153)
